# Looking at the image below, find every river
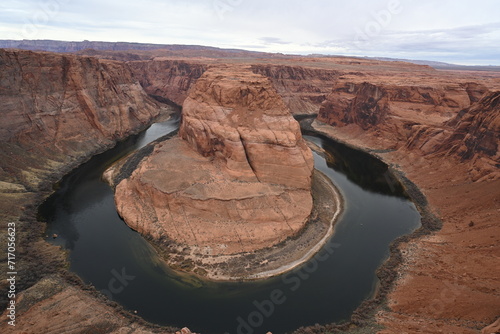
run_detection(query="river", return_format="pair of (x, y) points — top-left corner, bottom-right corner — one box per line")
(39, 113), (420, 334)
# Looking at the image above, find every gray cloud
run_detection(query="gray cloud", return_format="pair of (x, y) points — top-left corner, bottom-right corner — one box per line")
(260, 37), (291, 45)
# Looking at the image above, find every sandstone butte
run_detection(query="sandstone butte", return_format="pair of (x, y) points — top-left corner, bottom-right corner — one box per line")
(112, 66), (315, 257)
(1, 44), (500, 334)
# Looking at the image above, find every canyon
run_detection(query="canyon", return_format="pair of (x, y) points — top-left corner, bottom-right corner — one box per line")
(0, 43), (499, 333)
(103, 66), (341, 279)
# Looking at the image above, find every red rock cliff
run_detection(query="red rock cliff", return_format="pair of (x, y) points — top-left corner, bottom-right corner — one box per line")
(0, 49), (166, 189)
(180, 66), (314, 189)
(0, 49), (171, 333)
(128, 59), (206, 106)
(311, 71), (500, 334)
(421, 91), (500, 180)
(251, 64), (339, 115)
(318, 80), (478, 130)
(126, 61), (339, 115)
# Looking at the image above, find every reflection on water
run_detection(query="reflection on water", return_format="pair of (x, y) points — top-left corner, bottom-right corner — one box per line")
(39, 115), (420, 334)
(303, 133), (406, 198)
(39, 114), (181, 250)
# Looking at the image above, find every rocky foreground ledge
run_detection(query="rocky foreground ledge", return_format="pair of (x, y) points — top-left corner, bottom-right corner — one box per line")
(105, 66), (343, 279)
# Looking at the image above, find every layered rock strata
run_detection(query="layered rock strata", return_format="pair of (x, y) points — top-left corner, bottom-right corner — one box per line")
(317, 78), (499, 180)
(318, 80), (484, 131)
(0, 49), (167, 189)
(435, 91), (500, 179)
(2, 46), (499, 333)
(112, 67), (315, 261)
(250, 64), (340, 115)
(128, 60), (206, 106)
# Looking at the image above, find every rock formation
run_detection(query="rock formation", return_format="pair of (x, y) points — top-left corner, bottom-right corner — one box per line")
(398, 90), (500, 180)
(179, 66), (314, 188)
(112, 66), (314, 257)
(127, 61), (339, 114)
(316, 77), (499, 180)
(312, 81), (500, 333)
(439, 91), (500, 179)
(318, 80), (477, 131)
(0, 49), (171, 333)
(250, 64), (339, 115)
(128, 60), (206, 106)
(0, 49), (166, 189)
(0, 275), (177, 334)
(318, 82), (390, 130)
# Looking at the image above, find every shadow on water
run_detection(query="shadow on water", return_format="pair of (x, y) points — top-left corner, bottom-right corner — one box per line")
(303, 133), (407, 198)
(38, 114), (420, 334)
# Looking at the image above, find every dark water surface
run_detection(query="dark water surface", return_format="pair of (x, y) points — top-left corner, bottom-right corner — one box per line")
(40, 115), (420, 334)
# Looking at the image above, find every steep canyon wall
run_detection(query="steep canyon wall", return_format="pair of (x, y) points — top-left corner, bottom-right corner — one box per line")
(0, 49), (167, 190)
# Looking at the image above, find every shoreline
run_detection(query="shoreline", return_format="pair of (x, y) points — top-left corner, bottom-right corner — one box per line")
(245, 168), (343, 280)
(101, 120), (345, 282)
(0, 110), (182, 333)
(305, 119), (500, 333)
(2, 47), (497, 334)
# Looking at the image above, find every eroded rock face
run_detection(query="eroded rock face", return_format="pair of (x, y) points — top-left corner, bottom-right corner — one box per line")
(250, 65), (339, 115)
(0, 49), (165, 189)
(436, 91), (499, 180)
(113, 66), (314, 256)
(128, 60), (206, 106)
(318, 81), (474, 131)
(0, 49), (171, 333)
(316, 77), (500, 180)
(179, 66), (314, 189)
(318, 82), (390, 130)
(390, 91), (500, 181)
(442, 91), (499, 158)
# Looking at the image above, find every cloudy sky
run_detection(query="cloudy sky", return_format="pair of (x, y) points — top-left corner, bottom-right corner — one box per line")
(1, 0), (499, 65)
